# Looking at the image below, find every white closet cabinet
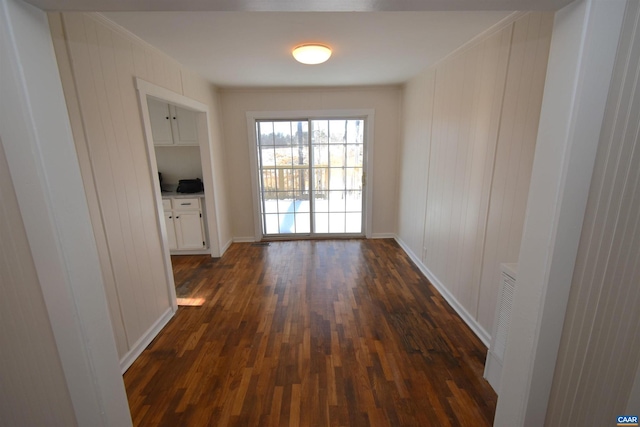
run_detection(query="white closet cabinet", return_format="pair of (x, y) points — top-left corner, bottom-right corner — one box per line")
(148, 98), (199, 146)
(163, 211), (178, 250)
(162, 197), (206, 252)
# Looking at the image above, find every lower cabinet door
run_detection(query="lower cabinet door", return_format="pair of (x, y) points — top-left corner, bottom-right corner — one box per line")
(175, 211), (205, 250)
(164, 211), (178, 250)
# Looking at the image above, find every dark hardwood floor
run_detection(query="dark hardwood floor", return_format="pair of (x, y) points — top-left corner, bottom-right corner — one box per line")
(124, 239), (497, 426)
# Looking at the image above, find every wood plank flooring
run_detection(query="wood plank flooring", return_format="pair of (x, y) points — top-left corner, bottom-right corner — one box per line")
(124, 239), (497, 426)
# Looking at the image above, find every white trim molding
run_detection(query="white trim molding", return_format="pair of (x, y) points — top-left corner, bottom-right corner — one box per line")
(135, 77), (227, 312)
(245, 109), (375, 240)
(395, 236), (491, 347)
(119, 307), (173, 373)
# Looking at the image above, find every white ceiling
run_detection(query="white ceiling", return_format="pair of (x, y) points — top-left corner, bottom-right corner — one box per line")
(102, 11), (514, 87)
(30, 0), (570, 88)
(28, 0), (573, 12)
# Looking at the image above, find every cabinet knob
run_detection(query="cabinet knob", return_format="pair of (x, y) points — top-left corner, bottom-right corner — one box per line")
(165, 116), (169, 120)
(176, 216), (180, 219)
(169, 216), (172, 219)
(173, 117), (176, 120)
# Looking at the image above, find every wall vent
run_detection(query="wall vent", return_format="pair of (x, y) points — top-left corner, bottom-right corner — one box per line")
(484, 263), (517, 393)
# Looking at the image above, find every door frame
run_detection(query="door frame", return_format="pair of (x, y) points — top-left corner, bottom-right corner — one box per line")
(135, 78), (224, 311)
(246, 109), (375, 241)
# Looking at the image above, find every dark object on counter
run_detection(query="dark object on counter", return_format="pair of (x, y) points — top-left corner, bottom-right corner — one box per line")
(176, 178), (204, 193)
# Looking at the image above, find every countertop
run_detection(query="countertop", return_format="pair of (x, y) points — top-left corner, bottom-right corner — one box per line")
(161, 190), (205, 199)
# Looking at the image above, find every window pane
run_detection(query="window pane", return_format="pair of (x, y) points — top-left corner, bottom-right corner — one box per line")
(345, 213), (362, 233)
(313, 144), (328, 166)
(313, 191), (328, 212)
(346, 120), (363, 144)
(262, 193), (278, 213)
(261, 147), (275, 167)
(295, 213), (310, 233)
(258, 122), (275, 146)
(293, 169), (309, 193)
(278, 213), (295, 233)
(261, 169), (277, 192)
(346, 144), (363, 167)
(277, 198), (296, 214)
(314, 212), (328, 233)
(345, 168), (362, 190)
(328, 169), (345, 190)
(346, 191), (362, 211)
(329, 145), (346, 167)
(264, 214), (279, 234)
(273, 122), (292, 146)
(329, 191), (346, 212)
(294, 196), (310, 212)
(329, 120), (347, 144)
(329, 213), (345, 233)
(291, 144), (309, 166)
(275, 147), (294, 167)
(314, 168), (328, 193)
(311, 120), (328, 144)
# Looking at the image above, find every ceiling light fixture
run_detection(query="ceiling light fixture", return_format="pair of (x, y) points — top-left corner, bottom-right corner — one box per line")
(292, 44), (332, 65)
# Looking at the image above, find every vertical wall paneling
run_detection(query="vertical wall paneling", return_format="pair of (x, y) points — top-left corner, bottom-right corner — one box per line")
(0, 140), (78, 427)
(477, 13), (553, 330)
(49, 12), (232, 368)
(397, 70), (435, 257)
(422, 22), (513, 328)
(547, 2), (640, 424)
(396, 12), (553, 343)
(49, 13), (130, 356)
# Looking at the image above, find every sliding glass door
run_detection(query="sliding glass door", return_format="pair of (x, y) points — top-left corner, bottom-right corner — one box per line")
(255, 118), (365, 237)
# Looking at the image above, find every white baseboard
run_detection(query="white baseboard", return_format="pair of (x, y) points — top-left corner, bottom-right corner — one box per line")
(371, 233), (396, 239)
(169, 249), (210, 256)
(120, 307), (174, 373)
(394, 236), (491, 347)
(233, 236), (256, 243)
(484, 351), (503, 393)
(220, 238), (233, 255)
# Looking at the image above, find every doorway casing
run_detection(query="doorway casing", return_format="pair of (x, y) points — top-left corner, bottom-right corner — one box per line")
(246, 109), (375, 241)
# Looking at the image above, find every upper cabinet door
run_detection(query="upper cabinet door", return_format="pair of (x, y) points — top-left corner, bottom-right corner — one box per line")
(171, 105), (199, 146)
(148, 98), (174, 146)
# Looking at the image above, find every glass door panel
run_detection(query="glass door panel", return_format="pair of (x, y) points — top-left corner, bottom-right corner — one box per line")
(256, 118), (363, 237)
(310, 119), (364, 235)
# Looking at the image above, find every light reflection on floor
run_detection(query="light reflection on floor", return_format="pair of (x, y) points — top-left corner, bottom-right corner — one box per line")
(176, 297), (205, 306)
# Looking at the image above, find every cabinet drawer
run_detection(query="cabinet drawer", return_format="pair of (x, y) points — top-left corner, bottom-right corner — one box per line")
(162, 199), (172, 210)
(174, 198), (200, 210)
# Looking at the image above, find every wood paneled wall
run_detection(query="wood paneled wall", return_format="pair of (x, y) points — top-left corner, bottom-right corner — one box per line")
(48, 12), (230, 363)
(0, 142), (77, 426)
(397, 12), (553, 340)
(546, 2), (640, 424)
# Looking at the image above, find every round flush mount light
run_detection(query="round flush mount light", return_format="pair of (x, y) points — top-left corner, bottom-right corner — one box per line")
(292, 44), (332, 65)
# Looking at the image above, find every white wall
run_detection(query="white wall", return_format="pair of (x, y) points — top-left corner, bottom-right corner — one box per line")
(545, 1), (640, 423)
(155, 146), (203, 186)
(494, 0), (627, 424)
(397, 70), (435, 258)
(396, 12), (552, 343)
(220, 86), (401, 240)
(1, 0), (131, 424)
(48, 12), (232, 366)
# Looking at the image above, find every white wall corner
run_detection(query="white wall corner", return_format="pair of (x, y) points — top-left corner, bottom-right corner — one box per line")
(0, 0), (132, 425)
(494, 0), (627, 425)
